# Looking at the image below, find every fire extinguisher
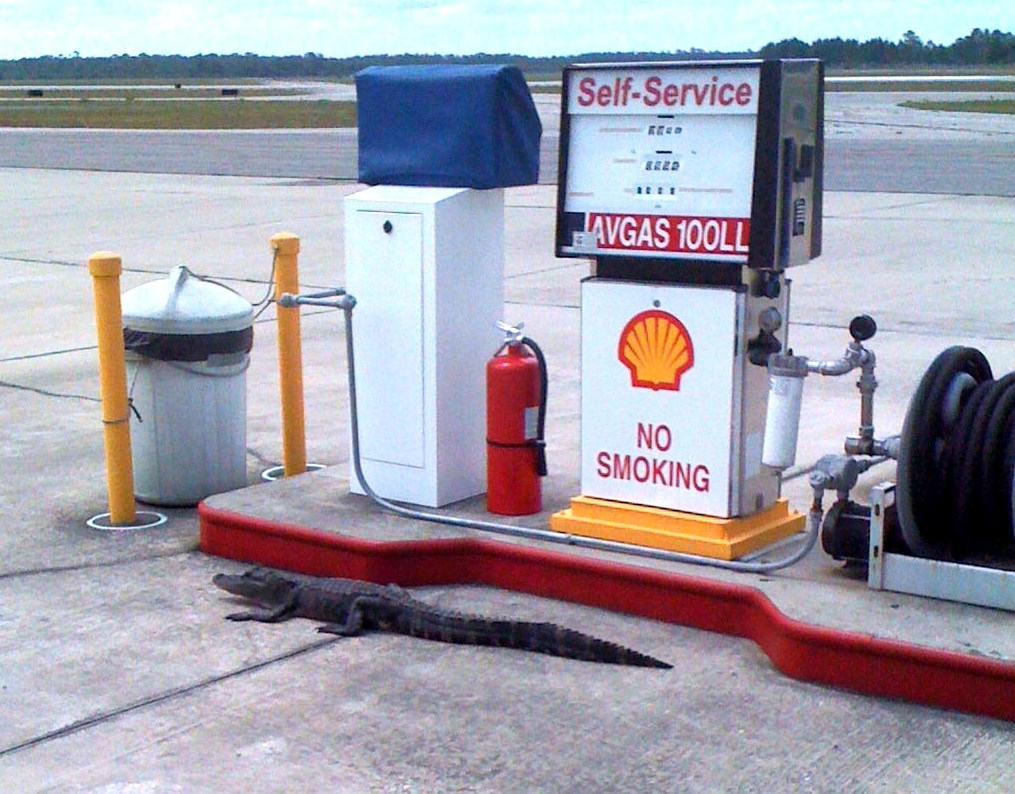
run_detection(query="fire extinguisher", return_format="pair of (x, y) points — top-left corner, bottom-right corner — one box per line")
(486, 322), (548, 516)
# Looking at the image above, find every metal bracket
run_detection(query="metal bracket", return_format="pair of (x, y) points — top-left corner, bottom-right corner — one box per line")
(868, 482), (1015, 611)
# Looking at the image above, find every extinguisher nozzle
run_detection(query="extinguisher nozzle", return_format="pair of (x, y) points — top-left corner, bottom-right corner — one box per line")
(534, 439), (548, 477)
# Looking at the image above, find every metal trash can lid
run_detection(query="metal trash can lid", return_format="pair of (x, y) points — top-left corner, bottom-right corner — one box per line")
(121, 265), (254, 362)
(122, 265), (253, 335)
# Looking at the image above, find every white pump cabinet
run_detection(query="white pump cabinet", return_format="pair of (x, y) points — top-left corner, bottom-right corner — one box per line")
(345, 186), (505, 507)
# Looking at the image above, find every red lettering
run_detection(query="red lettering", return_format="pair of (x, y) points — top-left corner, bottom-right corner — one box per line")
(643, 75), (661, 107)
(693, 465), (710, 492)
(637, 423), (672, 451)
(594, 449), (710, 493)
(674, 462), (691, 490)
(619, 76), (633, 106)
(575, 73), (754, 111)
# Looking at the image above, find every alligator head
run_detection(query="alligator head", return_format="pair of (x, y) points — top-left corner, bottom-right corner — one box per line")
(212, 567), (298, 605)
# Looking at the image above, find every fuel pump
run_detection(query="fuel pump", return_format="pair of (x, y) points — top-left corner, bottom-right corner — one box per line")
(550, 59), (824, 559)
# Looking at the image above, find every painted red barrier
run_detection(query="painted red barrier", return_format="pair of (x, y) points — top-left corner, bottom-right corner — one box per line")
(199, 502), (1015, 723)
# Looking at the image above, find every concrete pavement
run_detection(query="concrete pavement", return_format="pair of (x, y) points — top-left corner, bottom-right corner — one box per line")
(1, 157), (1014, 790)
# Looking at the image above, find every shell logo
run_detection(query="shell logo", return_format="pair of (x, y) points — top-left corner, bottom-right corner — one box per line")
(617, 310), (694, 391)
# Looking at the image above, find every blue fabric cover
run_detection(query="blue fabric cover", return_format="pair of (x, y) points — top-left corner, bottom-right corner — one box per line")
(356, 64), (542, 189)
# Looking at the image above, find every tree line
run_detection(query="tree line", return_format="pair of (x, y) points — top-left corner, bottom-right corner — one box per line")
(760, 28), (1013, 65)
(0, 28), (1010, 82)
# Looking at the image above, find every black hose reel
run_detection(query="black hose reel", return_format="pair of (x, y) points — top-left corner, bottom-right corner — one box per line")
(896, 346), (1015, 561)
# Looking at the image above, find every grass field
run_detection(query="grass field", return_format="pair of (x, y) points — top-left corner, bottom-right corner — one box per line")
(1, 69), (1013, 127)
(0, 99), (357, 128)
(0, 87), (307, 100)
(830, 78), (1015, 92)
(899, 98), (1015, 114)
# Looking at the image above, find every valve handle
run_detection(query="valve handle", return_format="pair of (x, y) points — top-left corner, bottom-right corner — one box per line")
(496, 320), (526, 346)
(849, 314), (877, 343)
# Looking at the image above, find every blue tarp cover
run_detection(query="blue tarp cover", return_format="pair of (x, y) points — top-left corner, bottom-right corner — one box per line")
(356, 64), (542, 189)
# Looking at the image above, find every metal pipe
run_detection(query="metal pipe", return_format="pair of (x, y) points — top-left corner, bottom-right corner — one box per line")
(857, 356), (878, 443)
(270, 232), (307, 477)
(280, 296), (346, 309)
(805, 343), (868, 377)
(805, 340), (881, 455)
(88, 251), (137, 525)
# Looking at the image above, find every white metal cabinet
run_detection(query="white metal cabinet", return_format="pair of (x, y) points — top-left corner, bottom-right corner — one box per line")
(345, 186), (504, 507)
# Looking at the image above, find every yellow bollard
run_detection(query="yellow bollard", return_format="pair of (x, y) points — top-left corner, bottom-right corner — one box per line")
(88, 252), (137, 525)
(271, 232), (307, 476)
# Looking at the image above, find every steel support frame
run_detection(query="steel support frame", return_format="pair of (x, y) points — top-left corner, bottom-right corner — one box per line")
(868, 483), (1015, 612)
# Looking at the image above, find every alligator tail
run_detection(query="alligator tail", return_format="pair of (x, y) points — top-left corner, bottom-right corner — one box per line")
(395, 608), (672, 669)
(526, 621), (673, 669)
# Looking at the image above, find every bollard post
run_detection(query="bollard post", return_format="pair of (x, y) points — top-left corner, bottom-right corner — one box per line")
(88, 252), (137, 525)
(271, 232), (307, 476)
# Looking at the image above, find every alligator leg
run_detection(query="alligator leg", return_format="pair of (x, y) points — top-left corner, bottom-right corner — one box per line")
(224, 591), (298, 623)
(316, 595), (388, 636)
(225, 606), (291, 622)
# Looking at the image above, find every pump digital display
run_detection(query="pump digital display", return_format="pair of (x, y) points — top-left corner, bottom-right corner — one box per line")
(559, 64), (760, 263)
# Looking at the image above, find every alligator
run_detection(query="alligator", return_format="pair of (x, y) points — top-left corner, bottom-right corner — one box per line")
(213, 567), (672, 669)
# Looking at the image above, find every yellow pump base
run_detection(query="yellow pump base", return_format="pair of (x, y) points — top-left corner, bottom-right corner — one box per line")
(550, 496), (806, 560)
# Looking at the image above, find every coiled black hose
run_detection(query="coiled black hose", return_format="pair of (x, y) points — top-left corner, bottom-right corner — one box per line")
(897, 346), (1015, 560)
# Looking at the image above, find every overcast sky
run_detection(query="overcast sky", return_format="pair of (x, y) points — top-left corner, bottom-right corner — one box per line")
(0, 0), (1009, 60)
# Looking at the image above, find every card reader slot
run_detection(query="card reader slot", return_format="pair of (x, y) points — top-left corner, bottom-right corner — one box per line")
(779, 137), (796, 268)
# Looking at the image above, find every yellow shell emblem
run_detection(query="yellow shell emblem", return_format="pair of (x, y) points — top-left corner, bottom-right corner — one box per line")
(617, 310), (694, 391)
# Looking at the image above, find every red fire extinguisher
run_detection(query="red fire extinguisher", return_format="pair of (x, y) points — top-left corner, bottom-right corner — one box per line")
(486, 323), (548, 516)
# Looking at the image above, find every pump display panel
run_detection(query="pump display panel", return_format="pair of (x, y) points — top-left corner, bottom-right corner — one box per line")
(556, 60), (823, 271)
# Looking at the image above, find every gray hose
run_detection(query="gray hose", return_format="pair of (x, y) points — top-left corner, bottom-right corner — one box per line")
(339, 303), (822, 574)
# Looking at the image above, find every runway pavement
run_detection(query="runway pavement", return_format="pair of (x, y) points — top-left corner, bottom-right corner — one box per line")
(1, 91), (1013, 195)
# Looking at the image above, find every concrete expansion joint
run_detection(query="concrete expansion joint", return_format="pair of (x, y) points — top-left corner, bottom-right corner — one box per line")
(0, 637), (342, 759)
(0, 377), (100, 403)
(245, 444), (278, 467)
(0, 548), (193, 582)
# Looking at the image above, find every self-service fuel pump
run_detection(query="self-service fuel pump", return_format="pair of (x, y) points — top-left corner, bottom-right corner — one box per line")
(550, 59), (824, 559)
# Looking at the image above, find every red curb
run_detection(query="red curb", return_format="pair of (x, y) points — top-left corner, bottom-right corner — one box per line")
(198, 502), (1015, 722)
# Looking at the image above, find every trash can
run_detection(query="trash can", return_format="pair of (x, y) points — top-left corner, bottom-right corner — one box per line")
(121, 265), (254, 506)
